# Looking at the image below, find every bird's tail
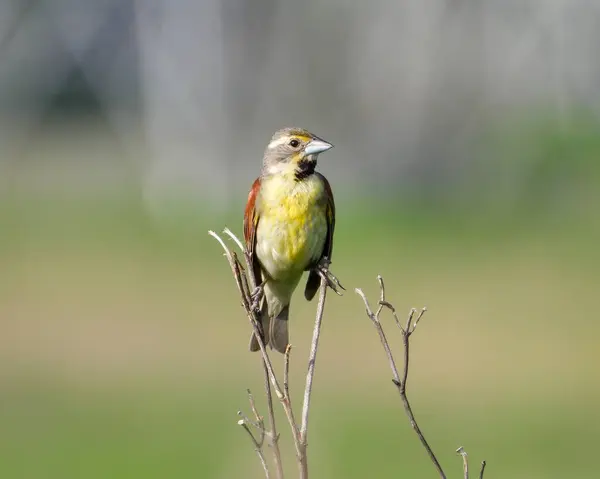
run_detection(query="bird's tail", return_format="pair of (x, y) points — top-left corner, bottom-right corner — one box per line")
(249, 302), (290, 354)
(269, 304), (289, 354)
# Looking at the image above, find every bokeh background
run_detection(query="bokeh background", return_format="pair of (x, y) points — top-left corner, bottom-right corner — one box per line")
(1, 1), (599, 478)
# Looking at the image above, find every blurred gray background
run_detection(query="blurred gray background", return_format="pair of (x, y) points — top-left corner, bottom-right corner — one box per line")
(2, 0), (598, 211)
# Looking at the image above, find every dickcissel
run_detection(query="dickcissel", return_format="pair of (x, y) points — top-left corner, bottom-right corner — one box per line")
(243, 127), (339, 353)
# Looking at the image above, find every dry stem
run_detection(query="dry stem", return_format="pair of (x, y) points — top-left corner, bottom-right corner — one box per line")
(262, 362), (283, 477)
(210, 229), (288, 477)
(298, 274), (328, 477)
(355, 275), (446, 479)
(213, 232), (486, 478)
(356, 275), (488, 479)
(300, 274), (327, 443)
(211, 228), (334, 479)
(283, 345), (292, 401)
(239, 418), (270, 478)
(479, 460), (487, 478)
(456, 446), (469, 479)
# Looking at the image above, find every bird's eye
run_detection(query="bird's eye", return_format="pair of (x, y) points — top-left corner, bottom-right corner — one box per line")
(289, 139), (300, 148)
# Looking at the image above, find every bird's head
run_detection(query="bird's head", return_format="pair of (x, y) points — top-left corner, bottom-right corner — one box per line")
(262, 127), (333, 178)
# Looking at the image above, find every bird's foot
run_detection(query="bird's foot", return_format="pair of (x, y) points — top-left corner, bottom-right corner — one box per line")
(317, 257), (346, 296)
(250, 282), (265, 312)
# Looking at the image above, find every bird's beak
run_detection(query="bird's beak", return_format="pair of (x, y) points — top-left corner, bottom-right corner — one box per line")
(304, 138), (333, 156)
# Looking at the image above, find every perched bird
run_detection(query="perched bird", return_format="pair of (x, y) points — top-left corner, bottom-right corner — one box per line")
(243, 127), (338, 353)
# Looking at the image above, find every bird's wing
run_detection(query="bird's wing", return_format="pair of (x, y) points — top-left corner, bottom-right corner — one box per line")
(304, 173), (336, 301)
(244, 177), (263, 287)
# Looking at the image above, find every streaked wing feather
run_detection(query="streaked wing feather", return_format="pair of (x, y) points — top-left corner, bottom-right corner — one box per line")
(244, 178), (263, 286)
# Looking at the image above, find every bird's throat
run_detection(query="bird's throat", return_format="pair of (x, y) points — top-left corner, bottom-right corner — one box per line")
(295, 159), (316, 181)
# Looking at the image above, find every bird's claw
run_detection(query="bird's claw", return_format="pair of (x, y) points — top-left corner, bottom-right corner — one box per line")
(250, 285), (264, 312)
(317, 259), (345, 296)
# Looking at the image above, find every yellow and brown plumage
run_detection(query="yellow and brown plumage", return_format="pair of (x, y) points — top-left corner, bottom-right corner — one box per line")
(244, 127), (336, 353)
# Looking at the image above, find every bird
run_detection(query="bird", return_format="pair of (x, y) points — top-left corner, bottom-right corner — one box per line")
(243, 127), (341, 353)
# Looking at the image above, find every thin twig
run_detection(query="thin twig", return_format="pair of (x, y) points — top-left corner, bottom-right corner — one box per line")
(212, 229), (307, 477)
(479, 460), (487, 479)
(227, 227), (285, 478)
(297, 274), (328, 478)
(456, 447), (469, 479)
(300, 275), (328, 442)
(247, 389), (265, 446)
(262, 362), (284, 478)
(249, 317), (294, 476)
(211, 230), (280, 393)
(237, 410), (262, 438)
(396, 312), (445, 479)
(284, 345), (292, 401)
(224, 228), (256, 297)
(354, 288), (402, 386)
(239, 419), (270, 478)
(412, 307), (427, 332)
(214, 228), (336, 479)
(223, 227), (246, 255)
(356, 276), (446, 479)
(211, 231), (289, 474)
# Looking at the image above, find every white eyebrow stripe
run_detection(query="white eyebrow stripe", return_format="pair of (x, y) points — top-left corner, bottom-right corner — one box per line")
(267, 136), (291, 149)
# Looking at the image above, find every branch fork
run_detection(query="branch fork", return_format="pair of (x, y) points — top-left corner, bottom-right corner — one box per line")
(356, 275), (486, 479)
(210, 227), (336, 479)
(211, 228), (487, 479)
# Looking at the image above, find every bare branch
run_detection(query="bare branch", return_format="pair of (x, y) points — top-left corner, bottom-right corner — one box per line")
(479, 460), (487, 479)
(215, 228), (337, 478)
(412, 307), (427, 332)
(239, 261), (252, 300)
(377, 274), (386, 301)
(208, 230), (230, 256)
(217, 230), (487, 479)
(238, 418), (270, 478)
(237, 409), (257, 427)
(356, 276), (446, 479)
(300, 275), (327, 443)
(284, 345), (292, 401)
(294, 273), (328, 479)
(214, 228), (340, 479)
(223, 227), (246, 253)
(211, 230), (290, 477)
(237, 409), (262, 440)
(355, 287), (402, 386)
(380, 301), (406, 334)
(224, 227), (259, 298)
(249, 332), (292, 479)
(217, 227), (487, 479)
(261, 362), (284, 478)
(456, 447), (469, 479)
(246, 389), (265, 446)
(211, 230), (281, 395)
(252, 341), (302, 472)
(405, 307), (416, 335)
(358, 277), (487, 479)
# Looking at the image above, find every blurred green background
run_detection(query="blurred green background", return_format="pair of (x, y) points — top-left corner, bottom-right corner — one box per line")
(2, 2), (600, 478)
(2, 113), (600, 478)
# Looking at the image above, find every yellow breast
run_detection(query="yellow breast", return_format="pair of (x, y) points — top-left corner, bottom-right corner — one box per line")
(256, 175), (327, 280)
